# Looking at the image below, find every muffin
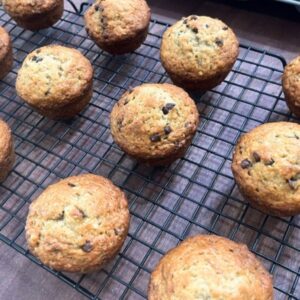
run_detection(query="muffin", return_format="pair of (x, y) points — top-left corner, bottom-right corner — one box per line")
(0, 26), (13, 80)
(160, 16), (239, 91)
(2, 0), (64, 30)
(232, 122), (300, 217)
(149, 235), (273, 300)
(16, 45), (93, 120)
(84, 0), (151, 55)
(25, 174), (130, 273)
(282, 56), (300, 117)
(110, 83), (199, 166)
(0, 119), (15, 182)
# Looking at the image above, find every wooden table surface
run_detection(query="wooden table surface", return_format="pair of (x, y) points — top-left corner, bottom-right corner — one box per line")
(0, 1), (299, 299)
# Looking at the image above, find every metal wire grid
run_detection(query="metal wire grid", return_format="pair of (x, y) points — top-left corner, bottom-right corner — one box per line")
(0, 3), (299, 300)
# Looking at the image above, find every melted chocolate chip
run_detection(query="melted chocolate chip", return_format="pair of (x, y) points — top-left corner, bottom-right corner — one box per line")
(265, 158), (275, 166)
(150, 134), (161, 142)
(164, 125), (172, 135)
(162, 103), (176, 115)
(32, 56), (43, 63)
(288, 178), (298, 190)
(253, 152), (261, 162)
(192, 27), (198, 33)
(56, 211), (64, 221)
(241, 159), (252, 169)
(81, 241), (93, 252)
(215, 38), (224, 47)
(222, 26), (228, 30)
(68, 182), (76, 187)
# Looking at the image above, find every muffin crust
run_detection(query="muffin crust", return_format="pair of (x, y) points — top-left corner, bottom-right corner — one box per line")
(282, 56), (300, 117)
(232, 122), (300, 216)
(149, 235), (273, 300)
(160, 16), (239, 90)
(84, 0), (151, 54)
(110, 83), (199, 165)
(16, 45), (93, 119)
(26, 174), (130, 273)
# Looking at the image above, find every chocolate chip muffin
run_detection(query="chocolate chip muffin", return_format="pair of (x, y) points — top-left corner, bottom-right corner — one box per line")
(2, 0), (64, 30)
(0, 119), (15, 182)
(84, 0), (151, 55)
(16, 45), (93, 120)
(0, 26), (13, 80)
(110, 83), (199, 166)
(25, 174), (130, 273)
(282, 56), (300, 117)
(160, 16), (239, 91)
(149, 235), (273, 300)
(232, 122), (300, 217)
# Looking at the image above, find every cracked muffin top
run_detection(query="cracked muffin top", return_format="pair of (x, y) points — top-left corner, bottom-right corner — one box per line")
(2, 0), (62, 17)
(232, 121), (300, 216)
(84, 0), (150, 44)
(160, 16), (239, 83)
(282, 56), (300, 116)
(149, 235), (273, 300)
(25, 174), (130, 273)
(110, 83), (199, 163)
(16, 45), (93, 109)
(0, 26), (11, 61)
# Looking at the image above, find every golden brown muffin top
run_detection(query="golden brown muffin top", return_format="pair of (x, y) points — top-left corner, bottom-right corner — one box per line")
(232, 122), (300, 216)
(84, 0), (150, 43)
(161, 16), (239, 81)
(110, 83), (199, 161)
(16, 45), (93, 109)
(2, 0), (62, 17)
(0, 119), (13, 162)
(283, 56), (300, 105)
(0, 26), (11, 62)
(149, 235), (273, 300)
(25, 174), (130, 273)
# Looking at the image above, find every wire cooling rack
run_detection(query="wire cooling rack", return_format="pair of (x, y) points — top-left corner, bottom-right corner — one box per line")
(0, 1), (299, 299)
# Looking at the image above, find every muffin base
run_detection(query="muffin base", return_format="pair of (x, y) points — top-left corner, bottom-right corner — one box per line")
(120, 137), (193, 167)
(12, 2), (64, 30)
(166, 68), (232, 91)
(0, 40), (13, 80)
(91, 27), (148, 55)
(0, 145), (15, 183)
(234, 179), (300, 217)
(27, 83), (93, 120)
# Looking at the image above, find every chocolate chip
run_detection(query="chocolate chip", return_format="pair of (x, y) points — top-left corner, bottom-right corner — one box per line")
(253, 152), (261, 162)
(127, 86), (134, 94)
(265, 158), (275, 166)
(205, 24), (209, 28)
(68, 182), (76, 187)
(162, 103), (176, 115)
(36, 49), (41, 53)
(56, 211), (64, 221)
(215, 38), (223, 47)
(32, 56), (43, 63)
(222, 26), (228, 30)
(190, 15), (198, 20)
(164, 125), (172, 135)
(192, 27), (198, 33)
(45, 89), (50, 96)
(114, 228), (121, 236)
(241, 159), (252, 169)
(150, 134), (161, 142)
(81, 241), (93, 252)
(95, 4), (99, 11)
(86, 27), (90, 34)
(103, 33), (109, 40)
(288, 178), (298, 190)
(124, 98), (129, 105)
(183, 19), (188, 24)
(117, 118), (123, 130)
